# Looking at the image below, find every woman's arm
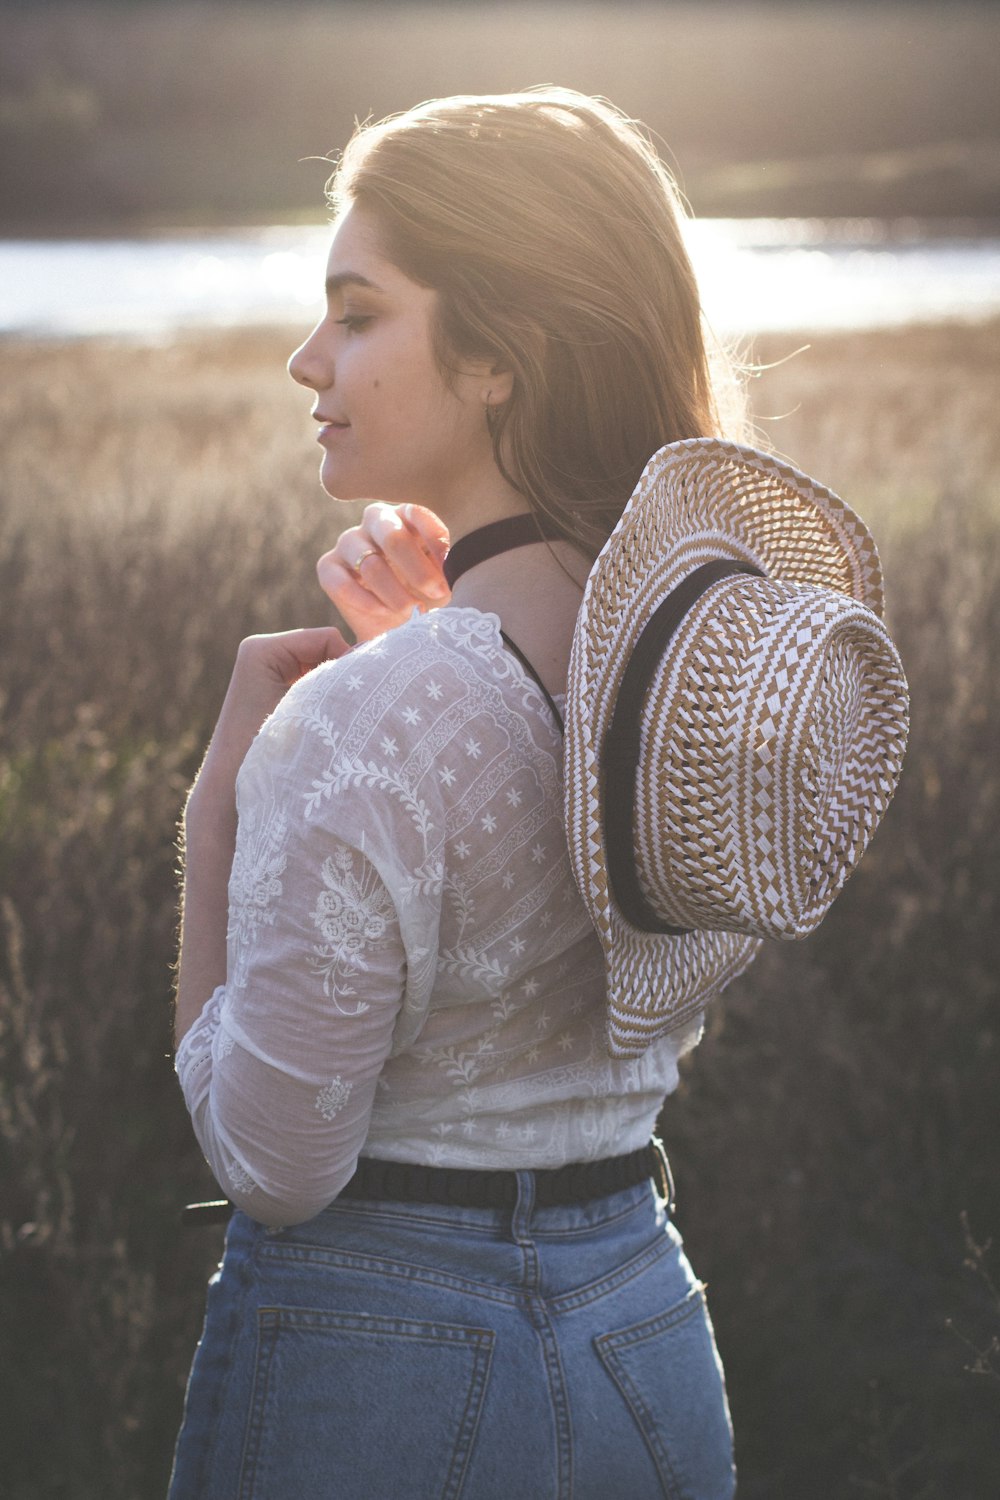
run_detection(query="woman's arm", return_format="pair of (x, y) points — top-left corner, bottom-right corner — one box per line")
(175, 634), (441, 1226)
(174, 509), (450, 1220)
(175, 626), (349, 1046)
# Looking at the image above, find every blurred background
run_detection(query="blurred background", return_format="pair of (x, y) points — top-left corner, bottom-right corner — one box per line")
(2, 0), (999, 226)
(1, 3), (998, 1497)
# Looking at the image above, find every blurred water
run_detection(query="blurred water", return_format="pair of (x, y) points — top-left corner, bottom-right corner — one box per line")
(2, 219), (998, 339)
(689, 218), (1000, 335)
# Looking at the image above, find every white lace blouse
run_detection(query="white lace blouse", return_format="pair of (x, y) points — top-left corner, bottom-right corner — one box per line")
(176, 607), (702, 1225)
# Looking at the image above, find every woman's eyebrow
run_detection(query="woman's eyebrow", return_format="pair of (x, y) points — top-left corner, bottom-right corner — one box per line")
(325, 271), (384, 296)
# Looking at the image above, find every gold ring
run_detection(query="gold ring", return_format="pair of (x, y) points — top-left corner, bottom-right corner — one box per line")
(353, 548), (378, 575)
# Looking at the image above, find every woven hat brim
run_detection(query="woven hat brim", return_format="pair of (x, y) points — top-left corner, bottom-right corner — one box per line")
(604, 929), (762, 1058)
(565, 439), (891, 1056)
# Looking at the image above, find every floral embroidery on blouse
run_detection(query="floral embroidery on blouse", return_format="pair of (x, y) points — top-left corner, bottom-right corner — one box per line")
(310, 847), (394, 1016)
(315, 1076), (353, 1120)
(226, 1158), (256, 1196)
(226, 799), (289, 992)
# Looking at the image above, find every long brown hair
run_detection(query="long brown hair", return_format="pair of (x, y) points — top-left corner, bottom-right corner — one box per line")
(328, 88), (735, 553)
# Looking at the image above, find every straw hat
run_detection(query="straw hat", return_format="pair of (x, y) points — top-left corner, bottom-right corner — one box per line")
(564, 439), (909, 1058)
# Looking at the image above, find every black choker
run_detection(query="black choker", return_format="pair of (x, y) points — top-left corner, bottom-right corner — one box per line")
(443, 513), (565, 588)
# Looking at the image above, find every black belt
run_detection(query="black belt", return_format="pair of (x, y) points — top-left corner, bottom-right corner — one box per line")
(181, 1140), (673, 1225)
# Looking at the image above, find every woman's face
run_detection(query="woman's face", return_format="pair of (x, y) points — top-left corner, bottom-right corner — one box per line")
(288, 206), (501, 511)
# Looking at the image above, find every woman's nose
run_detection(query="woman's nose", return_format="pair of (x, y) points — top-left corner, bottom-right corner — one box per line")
(288, 323), (330, 390)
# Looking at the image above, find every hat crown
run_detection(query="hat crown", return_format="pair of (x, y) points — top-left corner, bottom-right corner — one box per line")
(632, 574), (908, 939)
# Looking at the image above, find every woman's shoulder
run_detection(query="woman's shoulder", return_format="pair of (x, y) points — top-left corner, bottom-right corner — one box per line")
(257, 608), (507, 742)
(303, 607), (510, 705)
(251, 606), (562, 785)
(236, 602), (565, 896)
(375, 605), (506, 670)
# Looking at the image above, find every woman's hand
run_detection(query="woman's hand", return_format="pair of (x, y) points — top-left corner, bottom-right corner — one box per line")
(196, 625), (352, 798)
(317, 502), (451, 642)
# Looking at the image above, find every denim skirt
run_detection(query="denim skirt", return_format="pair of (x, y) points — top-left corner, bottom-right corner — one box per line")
(168, 1172), (735, 1499)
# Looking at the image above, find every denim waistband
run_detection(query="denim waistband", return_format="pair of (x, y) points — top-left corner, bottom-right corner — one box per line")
(181, 1139), (673, 1226)
(339, 1140), (672, 1211)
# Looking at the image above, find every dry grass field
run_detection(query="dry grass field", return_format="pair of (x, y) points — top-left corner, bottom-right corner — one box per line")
(1, 317), (998, 1497)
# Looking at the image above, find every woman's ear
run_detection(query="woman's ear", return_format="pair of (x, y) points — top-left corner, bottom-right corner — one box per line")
(482, 363), (514, 408)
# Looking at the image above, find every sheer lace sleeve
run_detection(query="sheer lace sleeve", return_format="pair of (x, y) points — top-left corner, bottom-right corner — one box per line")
(175, 645), (445, 1226)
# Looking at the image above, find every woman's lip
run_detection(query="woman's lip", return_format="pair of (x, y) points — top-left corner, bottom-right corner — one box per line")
(317, 421), (350, 443)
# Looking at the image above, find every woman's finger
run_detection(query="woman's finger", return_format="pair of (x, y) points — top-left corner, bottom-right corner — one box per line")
(238, 625), (352, 684)
(350, 549), (419, 614)
(316, 551), (418, 641)
(363, 503), (451, 602)
(401, 503), (451, 562)
(280, 624), (353, 674)
(317, 548), (414, 616)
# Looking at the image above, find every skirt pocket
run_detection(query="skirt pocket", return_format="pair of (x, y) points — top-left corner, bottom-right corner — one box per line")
(594, 1286), (735, 1500)
(239, 1307), (495, 1500)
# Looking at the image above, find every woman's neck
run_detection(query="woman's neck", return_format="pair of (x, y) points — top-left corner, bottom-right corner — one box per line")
(432, 460), (529, 544)
(448, 535), (592, 696)
(443, 513), (566, 588)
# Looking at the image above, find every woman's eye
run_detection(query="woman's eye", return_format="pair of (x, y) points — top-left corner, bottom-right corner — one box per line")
(334, 314), (373, 333)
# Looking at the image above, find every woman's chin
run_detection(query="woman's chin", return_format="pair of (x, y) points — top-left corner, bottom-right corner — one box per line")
(320, 478), (351, 502)
(319, 463), (359, 504)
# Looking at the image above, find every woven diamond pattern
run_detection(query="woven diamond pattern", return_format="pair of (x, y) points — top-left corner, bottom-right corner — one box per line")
(564, 439), (908, 1058)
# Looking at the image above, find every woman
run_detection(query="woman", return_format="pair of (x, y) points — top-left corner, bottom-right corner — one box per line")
(170, 89), (754, 1499)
